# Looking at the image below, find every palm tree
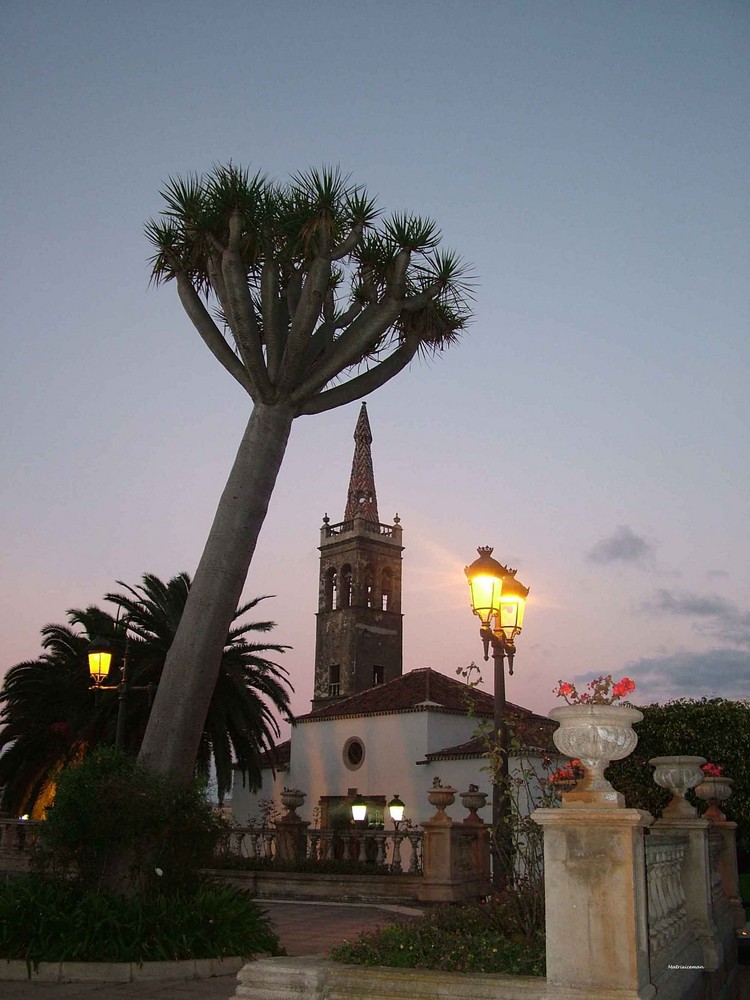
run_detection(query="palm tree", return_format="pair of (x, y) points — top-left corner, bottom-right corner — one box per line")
(141, 164), (473, 782)
(0, 574), (291, 815)
(0, 607), (115, 817)
(106, 573), (290, 800)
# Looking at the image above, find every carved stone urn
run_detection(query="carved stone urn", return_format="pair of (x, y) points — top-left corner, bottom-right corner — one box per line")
(649, 755), (706, 818)
(427, 785), (456, 823)
(694, 776), (734, 821)
(280, 789), (306, 818)
(549, 704), (643, 807)
(459, 788), (487, 824)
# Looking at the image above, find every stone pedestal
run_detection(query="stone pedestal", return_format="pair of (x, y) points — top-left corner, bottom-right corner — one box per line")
(418, 819), (490, 903)
(274, 816), (309, 863)
(708, 818), (746, 930)
(533, 806), (655, 999)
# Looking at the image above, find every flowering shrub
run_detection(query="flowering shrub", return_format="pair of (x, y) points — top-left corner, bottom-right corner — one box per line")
(701, 762), (725, 778)
(553, 674), (636, 706)
(549, 759), (585, 786)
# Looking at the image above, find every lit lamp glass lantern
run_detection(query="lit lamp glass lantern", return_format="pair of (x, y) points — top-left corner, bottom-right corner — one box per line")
(497, 572), (528, 641)
(464, 546), (505, 627)
(388, 794), (405, 825)
(351, 793), (367, 823)
(87, 637), (113, 685)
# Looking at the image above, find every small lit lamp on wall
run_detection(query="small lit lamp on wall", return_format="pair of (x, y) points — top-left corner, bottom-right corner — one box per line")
(465, 546), (529, 887)
(388, 794), (406, 832)
(351, 792), (368, 823)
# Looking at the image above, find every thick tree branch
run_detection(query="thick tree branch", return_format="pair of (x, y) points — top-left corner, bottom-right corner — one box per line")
(278, 256), (331, 391)
(331, 222), (363, 261)
(289, 298), (401, 402)
(220, 237), (272, 398)
(176, 274), (255, 397)
(388, 249), (411, 300)
(261, 260), (284, 383)
(297, 336), (419, 415)
(300, 300), (364, 372)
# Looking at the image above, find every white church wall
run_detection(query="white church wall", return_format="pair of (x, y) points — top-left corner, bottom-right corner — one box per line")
(232, 713), (553, 828)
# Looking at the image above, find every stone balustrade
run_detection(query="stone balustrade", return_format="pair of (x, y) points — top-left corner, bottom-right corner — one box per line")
(644, 834), (690, 959)
(223, 824), (423, 874)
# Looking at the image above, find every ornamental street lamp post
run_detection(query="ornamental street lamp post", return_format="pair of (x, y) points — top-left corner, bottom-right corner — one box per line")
(87, 629), (154, 751)
(465, 546), (529, 889)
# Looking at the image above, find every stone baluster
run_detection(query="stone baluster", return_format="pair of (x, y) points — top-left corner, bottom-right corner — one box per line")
(307, 829), (320, 861)
(390, 831), (404, 873)
(374, 831), (386, 866)
(246, 830), (258, 859)
(341, 831), (352, 861)
(262, 829), (275, 859)
(407, 831), (422, 873)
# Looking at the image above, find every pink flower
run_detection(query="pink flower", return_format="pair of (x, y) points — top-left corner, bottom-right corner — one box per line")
(554, 674), (637, 706)
(701, 762), (724, 778)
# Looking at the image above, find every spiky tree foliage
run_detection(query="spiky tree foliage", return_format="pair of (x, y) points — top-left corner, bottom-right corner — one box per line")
(141, 164), (472, 781)
(0, 575), (291, 815)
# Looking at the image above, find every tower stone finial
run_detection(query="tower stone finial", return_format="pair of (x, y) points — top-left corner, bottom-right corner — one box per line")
(345, 402), (380, 523)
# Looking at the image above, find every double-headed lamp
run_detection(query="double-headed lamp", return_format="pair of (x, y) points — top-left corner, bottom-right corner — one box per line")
(87, 637), (112, 685)
(465, 546), (529, 642)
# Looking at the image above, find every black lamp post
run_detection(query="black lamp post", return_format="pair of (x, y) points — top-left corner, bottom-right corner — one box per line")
(464, 546), (529, 888)
(87, 629), (153, 751)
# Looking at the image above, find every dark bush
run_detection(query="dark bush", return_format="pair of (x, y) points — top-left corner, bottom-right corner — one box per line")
(330, 899), (545, 976)
(0, 874), (281, 964)
(33, 746), (224, 896)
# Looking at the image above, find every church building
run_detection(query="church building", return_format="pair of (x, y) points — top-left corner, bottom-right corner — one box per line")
(231, 404), (554, 829)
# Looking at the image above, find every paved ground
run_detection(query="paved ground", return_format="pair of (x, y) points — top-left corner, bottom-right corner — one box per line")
(0, 900), (420, 999)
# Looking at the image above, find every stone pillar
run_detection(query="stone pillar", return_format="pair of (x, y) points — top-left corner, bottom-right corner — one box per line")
(533, 806), (656, 999)
(418, 820), (490, 903)
(274, 816), (309, 863)
(708, 817), (746, 931)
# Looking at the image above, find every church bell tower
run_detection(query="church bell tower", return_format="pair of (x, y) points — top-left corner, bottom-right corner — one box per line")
(312, 403), (404, 711)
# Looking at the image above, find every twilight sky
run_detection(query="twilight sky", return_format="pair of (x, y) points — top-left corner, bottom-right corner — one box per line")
(1, 1), (748, 720)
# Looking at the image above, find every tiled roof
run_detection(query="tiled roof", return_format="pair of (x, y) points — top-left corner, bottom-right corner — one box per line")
(425, 712), (557, 760)
(258, 739), (291, 771)
(295, 667), (548, 730)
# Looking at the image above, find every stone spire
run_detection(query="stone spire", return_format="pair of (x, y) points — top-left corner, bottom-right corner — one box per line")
(344, 403), (380, 523)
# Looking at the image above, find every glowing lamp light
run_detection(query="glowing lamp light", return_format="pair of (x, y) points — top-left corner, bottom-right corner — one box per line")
(464, 547), (505, 627)
(351, 793), (367, 823)
(388, 794), (405, 824)
(497, 572), (529, 641)
(87, 637), (112, 685)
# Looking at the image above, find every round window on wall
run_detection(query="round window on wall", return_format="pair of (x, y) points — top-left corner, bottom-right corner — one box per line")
(343, 736), (365, 770)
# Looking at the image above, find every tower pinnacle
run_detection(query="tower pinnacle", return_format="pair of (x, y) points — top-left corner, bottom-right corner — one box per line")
(344, 402), (380, 523)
